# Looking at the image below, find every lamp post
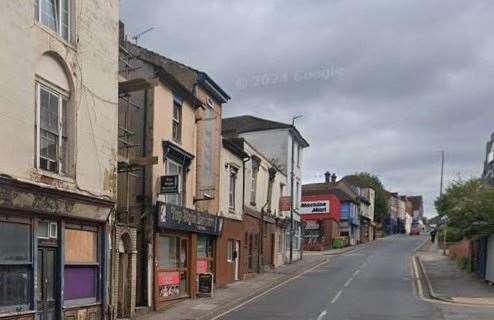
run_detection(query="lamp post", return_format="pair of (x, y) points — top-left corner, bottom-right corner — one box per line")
(289, 115), (303, 264)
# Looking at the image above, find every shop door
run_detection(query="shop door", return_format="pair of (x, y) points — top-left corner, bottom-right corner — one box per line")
(37, 247), (57, 320)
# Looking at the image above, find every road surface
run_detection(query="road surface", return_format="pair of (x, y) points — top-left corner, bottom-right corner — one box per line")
(220, 235), (494, 320)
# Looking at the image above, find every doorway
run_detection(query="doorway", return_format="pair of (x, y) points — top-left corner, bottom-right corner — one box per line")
(37, 247), (57, 320)
(118, 233), (132, 318)
(234, 241), (240, 281)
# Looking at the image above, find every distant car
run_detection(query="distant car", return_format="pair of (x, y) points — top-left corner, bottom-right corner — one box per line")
(410, 226), (420, 235)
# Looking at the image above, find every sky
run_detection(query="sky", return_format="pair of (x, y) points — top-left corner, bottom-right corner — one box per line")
(121, 0), (494, 217)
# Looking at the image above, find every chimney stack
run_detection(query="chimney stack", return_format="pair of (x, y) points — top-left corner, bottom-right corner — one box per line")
(331, 173), (337, 182)
(324, 171), (331, 183)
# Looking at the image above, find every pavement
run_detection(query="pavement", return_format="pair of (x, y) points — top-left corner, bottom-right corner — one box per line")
(416, 240), (494, 306)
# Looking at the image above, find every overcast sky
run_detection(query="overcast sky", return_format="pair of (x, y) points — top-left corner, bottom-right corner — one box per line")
(121, 0), (494, 217)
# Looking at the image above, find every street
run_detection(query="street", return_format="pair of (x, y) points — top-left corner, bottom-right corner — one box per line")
(220, 235), (494, 320)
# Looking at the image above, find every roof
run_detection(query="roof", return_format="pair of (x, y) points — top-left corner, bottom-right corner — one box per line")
(222, 138), (248, 159)
(302, 181), (359, 203)
(124, 41), (230, 103)
(407, 196), (423, 211)
(222, 115), (309, 148)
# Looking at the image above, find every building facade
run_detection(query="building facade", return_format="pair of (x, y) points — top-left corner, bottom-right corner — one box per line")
(482, 132), (494, 185)
(0, 1), (119, 320)
(222, 116), (309, 262)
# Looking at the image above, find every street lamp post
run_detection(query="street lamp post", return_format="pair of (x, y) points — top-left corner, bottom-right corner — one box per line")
(289, 115), (303, 264)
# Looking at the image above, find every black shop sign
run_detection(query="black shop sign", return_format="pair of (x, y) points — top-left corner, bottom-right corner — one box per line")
(157, 202), (223, 235)
(160, 175), (179, 194)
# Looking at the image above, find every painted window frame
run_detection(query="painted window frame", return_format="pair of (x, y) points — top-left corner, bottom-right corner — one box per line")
(35, 81), (70, 176)
(63, 224), (100, 307)
(228, 167), (237, 210)
(164, 159), (184, 206)
(0, 217), (33, 314)
(172, 99), (182, 144)
(34, 0), (71, 42)
(226, 239), (234, 263)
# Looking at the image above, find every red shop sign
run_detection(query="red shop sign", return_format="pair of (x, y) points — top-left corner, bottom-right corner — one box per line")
(158, 271), (180, 286)
(197, 259), (208, 274)
(279, 196), (292, 211)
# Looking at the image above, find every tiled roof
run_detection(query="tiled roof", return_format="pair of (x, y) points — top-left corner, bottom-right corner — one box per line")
(222, 115), (309, 147)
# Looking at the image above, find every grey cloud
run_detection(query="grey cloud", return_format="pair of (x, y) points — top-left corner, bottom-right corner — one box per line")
(121, 0), (494, 216)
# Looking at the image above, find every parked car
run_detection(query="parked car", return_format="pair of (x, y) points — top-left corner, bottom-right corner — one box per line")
(410, 225), (420, 235)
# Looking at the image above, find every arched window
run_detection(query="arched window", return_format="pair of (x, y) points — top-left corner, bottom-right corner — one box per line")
(35, 53), (73, 176)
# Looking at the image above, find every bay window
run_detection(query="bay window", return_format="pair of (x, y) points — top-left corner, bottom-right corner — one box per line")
(35, 0), (71, 42)
(0, 220), (32, 313)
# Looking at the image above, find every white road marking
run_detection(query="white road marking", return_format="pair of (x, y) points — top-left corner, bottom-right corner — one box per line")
(331, 290), (343, 304)
(353, 269), (360, 276)
(316, 310), (327, 320)
(209, 258), (330, 320)
(344, 277), (353, 287)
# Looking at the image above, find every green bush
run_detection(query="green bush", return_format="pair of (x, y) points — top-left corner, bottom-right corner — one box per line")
(437, 226), (463, 242)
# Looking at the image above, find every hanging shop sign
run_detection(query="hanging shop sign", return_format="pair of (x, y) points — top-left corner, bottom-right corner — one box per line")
(197, 273), (214, 297)
(157, 202), (224, 235)
(300, 200), (330, 215)
(158, 271), (180, 298)
(160, 175), (179, 194)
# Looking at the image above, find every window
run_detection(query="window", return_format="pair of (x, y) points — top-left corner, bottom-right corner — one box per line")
(165, 159), (183, 206)
(0, 220), (32, 313)
(172, 99), (182, 143)
(227, 240), (235, 262)
(38, 221), (58, 239)
(229, 168), (237, 209)
(37, 84), (69, 174)
(158, 236), (188, 299)
(250, 159), (260, 205)
(35, 0), (71, 41)
(64, 227), (99, 305)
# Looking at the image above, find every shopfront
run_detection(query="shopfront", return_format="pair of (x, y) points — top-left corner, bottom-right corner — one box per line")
(154, 202), (222, 310)
(0, 177), (112, 320)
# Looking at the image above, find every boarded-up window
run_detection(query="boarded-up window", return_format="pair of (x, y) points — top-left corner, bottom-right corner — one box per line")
(64, 229), (97, 263)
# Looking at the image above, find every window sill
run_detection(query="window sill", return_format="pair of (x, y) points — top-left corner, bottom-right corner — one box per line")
(34, 22), (76, 51)
(0, 310), (35, 317)
(35, 168), (76, 184)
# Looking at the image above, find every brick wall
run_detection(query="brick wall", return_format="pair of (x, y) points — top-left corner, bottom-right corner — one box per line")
(448, 239), (472, 261)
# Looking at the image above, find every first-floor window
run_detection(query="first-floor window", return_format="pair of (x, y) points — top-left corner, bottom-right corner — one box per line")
(37, 83), (69, 174)
(164, 159), (183, 206)
(229, 168), (237, 209)
(35, 0), (71, 41)
(0, 220), (32, 313)
(64, 226), (99, 305)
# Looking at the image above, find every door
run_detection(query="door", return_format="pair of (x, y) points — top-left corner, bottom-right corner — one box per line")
(37, 247), (57, 320)
(118, 252), (129, 318)
(234, 241), (240, 281)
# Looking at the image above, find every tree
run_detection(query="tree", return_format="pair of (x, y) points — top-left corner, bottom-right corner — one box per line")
(353, 172), (390, 224)
(435, 178), (494, 237)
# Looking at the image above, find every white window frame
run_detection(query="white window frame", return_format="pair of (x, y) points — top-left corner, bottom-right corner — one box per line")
(172, 100), (182, 143)
(228, 168), (237, 210)
(165, 159), (183, 206)
(35, 0), (71, 42)
(36, 81), (69, 175)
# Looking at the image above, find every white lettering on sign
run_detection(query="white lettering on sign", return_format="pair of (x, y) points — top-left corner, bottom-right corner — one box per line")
(300, 200), (330, 215)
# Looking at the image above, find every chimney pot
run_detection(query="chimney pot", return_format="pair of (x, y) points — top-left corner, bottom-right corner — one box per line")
(331, 173), (337, 182)
(324, 171), (331, 183)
